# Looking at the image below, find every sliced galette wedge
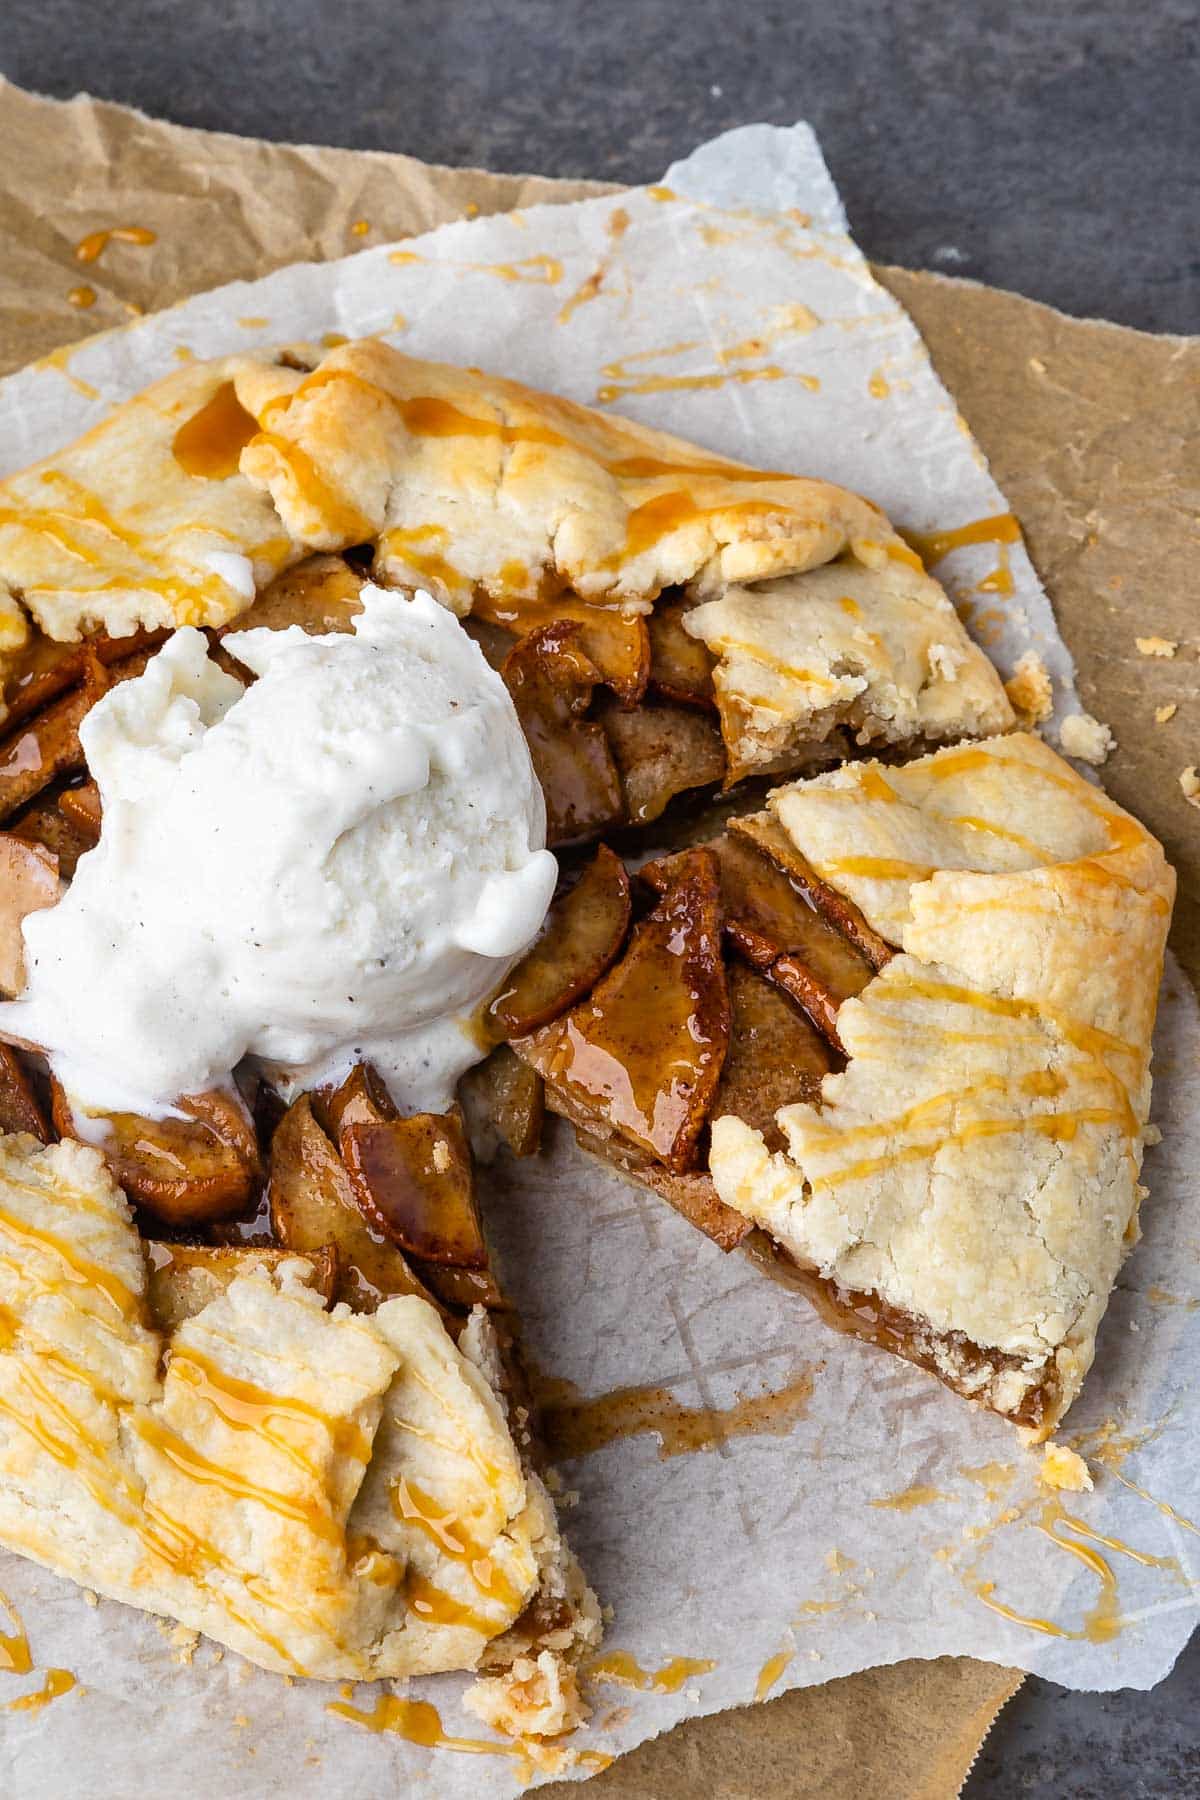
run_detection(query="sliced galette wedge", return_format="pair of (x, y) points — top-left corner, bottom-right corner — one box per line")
(708, 733), (1174, 1435)
(0, 1130), (599, 1734)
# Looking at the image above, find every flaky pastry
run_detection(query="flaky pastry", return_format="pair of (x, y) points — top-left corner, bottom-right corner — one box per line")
(709, 735), (1174, 1433)
(0, 340), (1013, 790)
(0, 1133), (597, 1702)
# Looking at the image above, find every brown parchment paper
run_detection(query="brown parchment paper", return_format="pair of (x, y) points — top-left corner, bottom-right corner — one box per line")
(0, 73), (1195, 1800)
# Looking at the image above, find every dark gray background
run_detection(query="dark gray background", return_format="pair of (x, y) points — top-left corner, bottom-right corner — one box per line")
(3, 1), (1198, 1794)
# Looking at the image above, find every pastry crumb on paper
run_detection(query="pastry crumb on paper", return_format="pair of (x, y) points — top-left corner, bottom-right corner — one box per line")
(1004, 649), (1053, 725)
(1059, 710), (1116, 765)
(1181, 766), (1200, 807)
(1156, 703), (1178, 724)
(1039, 1444), (1094, 1493)
(1136, 636), (1178, 658)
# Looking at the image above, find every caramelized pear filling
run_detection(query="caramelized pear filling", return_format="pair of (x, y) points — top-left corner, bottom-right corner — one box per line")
(501, 621), (625, 846)
(518, 848), (730, 1174)
(489, 844), (632, 1039)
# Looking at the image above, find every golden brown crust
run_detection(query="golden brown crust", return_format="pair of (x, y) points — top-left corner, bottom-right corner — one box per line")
(710, 734), (1175, 1433)
(0, 1133), (598, 1689)
(0, 340), (1014, 807)
(0, 356), (303, 650)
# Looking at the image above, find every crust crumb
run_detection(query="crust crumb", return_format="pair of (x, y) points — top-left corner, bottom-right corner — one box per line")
(1059, 711), (1115, 766)
(1155, 703), (1178, 725)
(464, 1649), (589, 1742)
(1004, 651), (1053, 726)
(1136, 636), (1177, 658)
(1181, 767), (1200, 808)
(1039, 1443), (1094, 1493)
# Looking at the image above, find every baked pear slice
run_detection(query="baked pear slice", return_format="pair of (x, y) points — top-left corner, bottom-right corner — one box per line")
(501, 622), (624, 846)
(51, 1082), (261, 1226)
(268, 1091), (438, 1313)
(516, 847), (730, 1174)
(146, 1240), (338, 1332)
(489, 844), (631, 1039)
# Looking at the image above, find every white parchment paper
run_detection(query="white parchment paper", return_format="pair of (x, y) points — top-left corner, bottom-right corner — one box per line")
(0, 126), (1196, 1798)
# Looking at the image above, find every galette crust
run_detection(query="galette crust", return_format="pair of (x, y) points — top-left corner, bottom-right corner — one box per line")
(683, 557), (1013, 781)
(0, 356), (304, 645)
(0, 340), (1013, 784)
(709, 734), (1174, 1432)
(0, 1133), (596, 1693)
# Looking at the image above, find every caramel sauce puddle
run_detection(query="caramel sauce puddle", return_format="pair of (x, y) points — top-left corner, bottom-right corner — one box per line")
(538, 1368), (813, 1461)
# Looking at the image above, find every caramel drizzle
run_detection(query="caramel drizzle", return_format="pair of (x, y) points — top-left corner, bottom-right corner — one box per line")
(254, 363), (849, 577)
(132, 1413), (344, 1543)
(379, 524), (469, 596)
(168, 1345), (372, 1475)
(328, 1693), (532, 1768)
(171, 382), (258, 479)
(74, 226), (157, 265)
(754, 1647), (793, 1701)
(390, 1477), (522, 1615)
(702, 634), (836, 690)
(0, 1298), (341, 1673)
(795, 968), (1142, 1196)
(902, 512), (1020, 568)
(4, 1667), (75, 1712)
(389, 1357), (508, 1491)
(584, 1649), (716, 1693)
(0, 1204), (139, 1319)
(0, 464), (256, 623)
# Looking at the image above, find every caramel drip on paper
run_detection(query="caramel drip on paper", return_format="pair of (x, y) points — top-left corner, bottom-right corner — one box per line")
(0, 1592), (75, 1712)
(538, 1368), (813, 1461)
(0, 1592), (31, 1676)
(329, 1692), (528, 1759)
(754, 1648), (794, 1701)
(902, 512), (1020, 567)
(74, 226), (157, 264)
(597, 365), (791, 405)
(970, 1499), (1178, 1645)
(584, 1650), (716, 1693)
(388, 251), (563, 285)
(5, 1668), (76, 1713)
(871, 1484), (952, 1512)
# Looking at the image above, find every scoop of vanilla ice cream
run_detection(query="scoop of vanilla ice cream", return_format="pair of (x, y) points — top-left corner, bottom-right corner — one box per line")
(0, 585), (557, 1117)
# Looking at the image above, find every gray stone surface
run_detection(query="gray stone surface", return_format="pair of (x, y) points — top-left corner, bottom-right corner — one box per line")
(2, 2), (1198, 1794)
(1, 0), (1196, 333)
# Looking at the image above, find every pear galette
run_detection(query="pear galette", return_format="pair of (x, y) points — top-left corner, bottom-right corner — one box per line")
(0, 341), (1173, 1713)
